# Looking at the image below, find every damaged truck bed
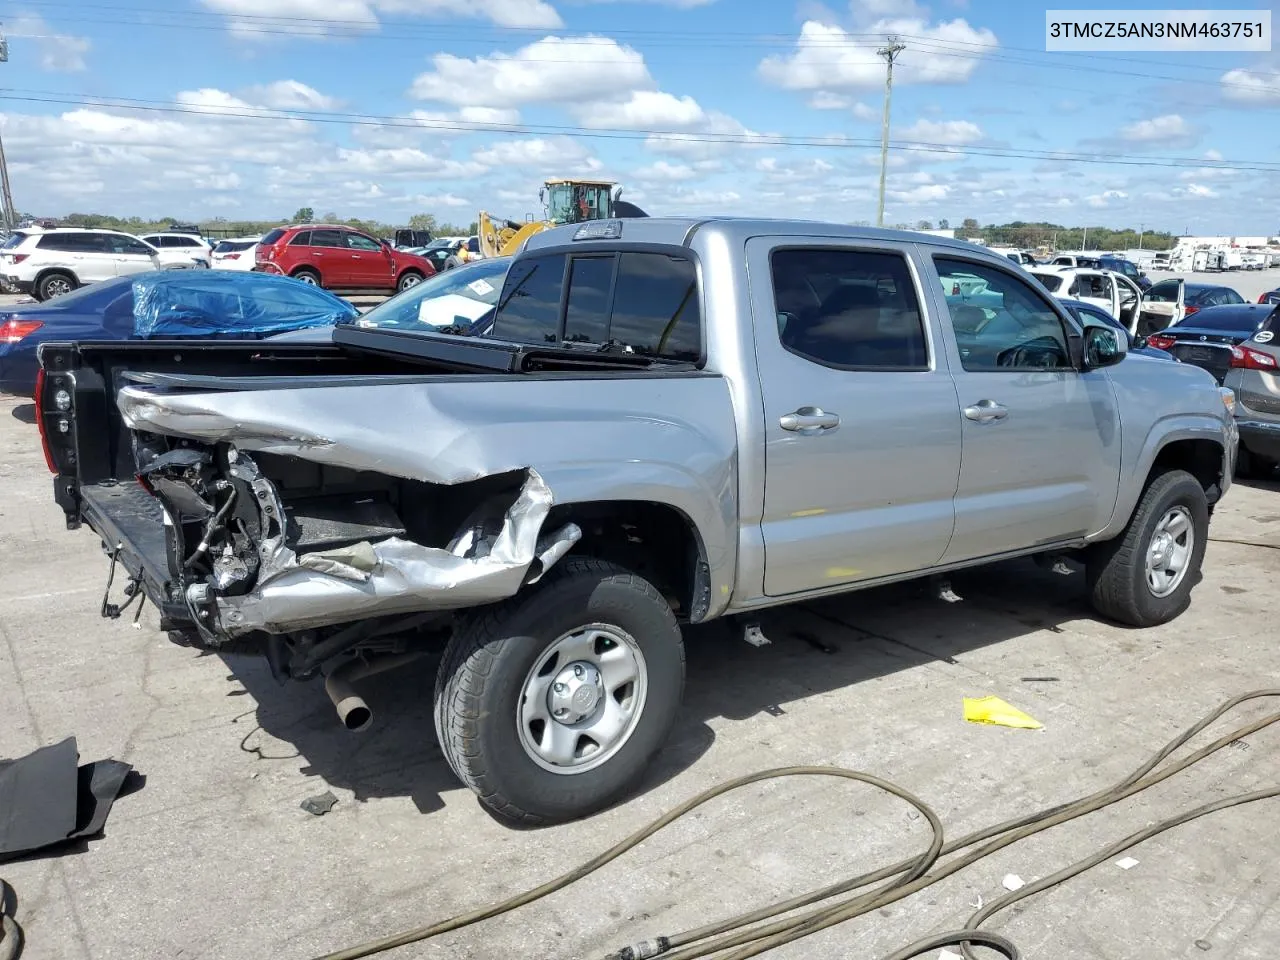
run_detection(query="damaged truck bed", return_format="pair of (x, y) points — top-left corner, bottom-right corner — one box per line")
(38, 217), (1237, 823)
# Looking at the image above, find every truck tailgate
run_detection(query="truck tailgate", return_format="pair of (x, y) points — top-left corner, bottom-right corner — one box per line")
(79, 481), (187, 625)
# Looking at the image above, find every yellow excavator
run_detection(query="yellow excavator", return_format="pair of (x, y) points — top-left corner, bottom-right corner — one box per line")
(477, 178), (648, 259)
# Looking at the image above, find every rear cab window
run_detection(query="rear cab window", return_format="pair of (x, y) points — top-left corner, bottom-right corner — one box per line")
(491, 250), (701, 362)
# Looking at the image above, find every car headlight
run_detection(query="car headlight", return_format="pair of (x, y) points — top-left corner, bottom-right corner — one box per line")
(1219, 386), (1236, 414)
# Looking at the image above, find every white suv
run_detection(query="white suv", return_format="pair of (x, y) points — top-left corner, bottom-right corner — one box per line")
(0, 228), (203, 301)
(210, 236), (261, 271)
(140, 232), (213, 267)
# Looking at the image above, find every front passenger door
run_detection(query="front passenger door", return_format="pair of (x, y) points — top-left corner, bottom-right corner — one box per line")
(929, 255), (1122, 562)
(106, 235), (159, 278)
(345, 232), (390, 287)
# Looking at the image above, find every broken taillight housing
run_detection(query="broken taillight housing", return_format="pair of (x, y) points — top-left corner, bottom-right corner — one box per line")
(1231, 344), (1278, 370)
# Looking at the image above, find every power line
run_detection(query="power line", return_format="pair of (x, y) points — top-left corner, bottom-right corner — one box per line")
(3, 89), (1277, 173)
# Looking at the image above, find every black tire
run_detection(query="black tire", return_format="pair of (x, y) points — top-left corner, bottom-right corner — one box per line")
(434, 557), (685, 825)
(1086, 469), (1208, 627)
(35, 271), (77, 301)
(291, 267), (321, 286)
(443, 256), (461, 271)
(397, 270), (424, 292)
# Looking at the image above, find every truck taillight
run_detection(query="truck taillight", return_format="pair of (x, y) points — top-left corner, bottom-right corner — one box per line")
(1147, 333), (1176, 350)
(0, 318), (43, 343)
(1231, 345), (1278, 370)
(34, 368), (58, 473)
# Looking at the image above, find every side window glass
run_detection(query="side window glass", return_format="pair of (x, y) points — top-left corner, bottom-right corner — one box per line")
(563, 255), (614, 344)
(934, 256), (1072, 372)
(310, 230), (342, 248)
(346, 233), (381, 251)
(492, 254), (566, 344)
(771, 247), (927, 370)
(109, 236), (151, 256)
(289, 230), (313, 247)
(608, 253), (700, 361)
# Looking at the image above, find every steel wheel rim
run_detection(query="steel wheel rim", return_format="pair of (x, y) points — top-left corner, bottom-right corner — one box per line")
(296, 273), (317, 285)
(45, 277), (72, 297)
(517, 623), (648, 775)
(1145, 505), (1194, 598)
(399, 274), (421, 289)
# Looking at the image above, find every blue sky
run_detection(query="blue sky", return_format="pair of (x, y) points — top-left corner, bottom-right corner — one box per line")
(0, 0), (1277, 232)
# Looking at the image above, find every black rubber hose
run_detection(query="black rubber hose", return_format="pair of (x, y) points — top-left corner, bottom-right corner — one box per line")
(308, 689), (1280, 960)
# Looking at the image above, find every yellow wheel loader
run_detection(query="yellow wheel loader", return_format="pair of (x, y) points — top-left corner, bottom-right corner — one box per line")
(477, 179), (648, 259)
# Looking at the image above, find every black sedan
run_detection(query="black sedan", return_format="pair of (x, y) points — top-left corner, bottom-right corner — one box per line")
(1146, 303), (1280, 382)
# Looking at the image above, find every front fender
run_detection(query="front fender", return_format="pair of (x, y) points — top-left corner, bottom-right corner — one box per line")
(1096, 413), (1231, 540)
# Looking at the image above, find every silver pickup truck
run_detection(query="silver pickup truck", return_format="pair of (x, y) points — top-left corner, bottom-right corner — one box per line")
(37, 218), (1238, 823)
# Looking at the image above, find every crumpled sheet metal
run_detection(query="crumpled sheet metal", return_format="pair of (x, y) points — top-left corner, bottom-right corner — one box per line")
(214, 464), (581, 636)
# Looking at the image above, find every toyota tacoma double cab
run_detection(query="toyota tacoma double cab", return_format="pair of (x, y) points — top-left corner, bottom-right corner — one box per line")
(36, 218), (1238, 823)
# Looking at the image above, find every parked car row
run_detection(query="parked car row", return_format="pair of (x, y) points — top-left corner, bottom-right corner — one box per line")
(254, 223), (438, 293)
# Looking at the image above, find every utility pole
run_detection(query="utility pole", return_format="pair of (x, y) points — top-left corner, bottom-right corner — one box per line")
(875, 38), (905, 228)
(0, 31), (13, 230)
(1137, 222), (1144, 252)
(1081, 225), (1088, 252)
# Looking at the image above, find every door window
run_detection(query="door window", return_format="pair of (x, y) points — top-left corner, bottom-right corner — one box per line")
(934, 257), (1073, 371)
(346, 233), (382, 251)
(770, 247), (927, 370)
(289, 230), (313, 247)
(492, 254), (566, 344)
(1072, 273), (1112, 301)
(309, 230), (342, 248)
(106, 235), (154, 256)
(38, 233), (106, 253)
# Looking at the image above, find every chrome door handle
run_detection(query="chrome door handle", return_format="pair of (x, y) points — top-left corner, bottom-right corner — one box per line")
(780, 406), (840, 434)
(963, 399), (1008, 423)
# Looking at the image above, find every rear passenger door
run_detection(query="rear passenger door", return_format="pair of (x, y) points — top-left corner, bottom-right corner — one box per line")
(748, 238), (962, 595)
(307, 229), (347, 285)
(926, 255), (1122, 562)
(106, 235), (161, 278)
(37, 233), (116, 283)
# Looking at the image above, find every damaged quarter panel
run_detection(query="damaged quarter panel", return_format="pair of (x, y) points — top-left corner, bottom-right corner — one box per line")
(118, 374), (739, 635)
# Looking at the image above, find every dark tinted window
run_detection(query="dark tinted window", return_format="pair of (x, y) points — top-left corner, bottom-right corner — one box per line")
(346, 232), (381, 251)
(1030, 273), (1064, 293)
(772, 248), (926, 369)
(563, 256), (614, 343)
(107, 235), (154, 256)
(608, 253), (700, 360)
(1145, 281), (1180, 302)
(289, 230), (312, 247)
(1214, 287), (1245, 305)
(310, 229), (342, 248)
(492, 254), (566, 344)
(38, 232), (105, 253)
(261, 228), (286, 245)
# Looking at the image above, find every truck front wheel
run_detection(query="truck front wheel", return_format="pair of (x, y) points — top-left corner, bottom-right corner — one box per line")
(433, 557), (685, 824)
(1086, 468), (1208, 627)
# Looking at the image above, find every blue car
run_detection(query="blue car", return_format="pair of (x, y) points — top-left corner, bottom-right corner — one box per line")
(1098, 256), (1152, 291)
(1058, 298), (1174, 361)
(0, 270), (357, 396)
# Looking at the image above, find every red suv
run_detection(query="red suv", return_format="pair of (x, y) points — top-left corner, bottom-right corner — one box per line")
(255, 224), (436, 292)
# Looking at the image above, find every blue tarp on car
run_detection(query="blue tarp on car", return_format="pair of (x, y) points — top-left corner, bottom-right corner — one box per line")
(132, 270), (358, 338)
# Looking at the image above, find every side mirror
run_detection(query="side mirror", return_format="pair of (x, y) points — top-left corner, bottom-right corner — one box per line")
(1083, 325), (1126, 369)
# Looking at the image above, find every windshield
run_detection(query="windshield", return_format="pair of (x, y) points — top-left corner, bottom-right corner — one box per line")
(351, 258), (511, 332)
(215, 240), (257, 253)
(1, 232), (30, 250)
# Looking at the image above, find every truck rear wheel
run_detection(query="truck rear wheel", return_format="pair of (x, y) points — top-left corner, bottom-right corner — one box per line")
(1086, 468), (1208, 627)
(433, 557), (685, 825)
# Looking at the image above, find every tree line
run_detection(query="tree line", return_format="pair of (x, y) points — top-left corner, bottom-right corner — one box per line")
(38, 209), (478, 239)
(901, 218), (1178, 251)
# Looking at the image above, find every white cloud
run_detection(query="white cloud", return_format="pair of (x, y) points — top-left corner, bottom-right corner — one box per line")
(245, 80), (341, 111)
(200, 0), (561, 39)
(852, 102), (879, 121)
(1186, 183), (1218, 198)
(1204, 148), (1223, 161)
(473, 136), (600, 172)
(759, 18), (998, 92)
(405, 192), (471, 207)
(1086, 189), (1128, 208)
(458, 106), (521, 125)
(1220, 66), (1280, 103)
(572, 90), (706, 129)
(633, 160), (698, 181)
(7, 14), (90, 72)
(889, 183), (950, 204)
(899, 119), (983, 145)
(410, 36), (649, 107)
(1118, 114), (1195, 146)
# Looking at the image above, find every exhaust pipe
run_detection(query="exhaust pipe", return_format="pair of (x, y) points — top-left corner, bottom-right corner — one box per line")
(323, 652), (424, 733)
